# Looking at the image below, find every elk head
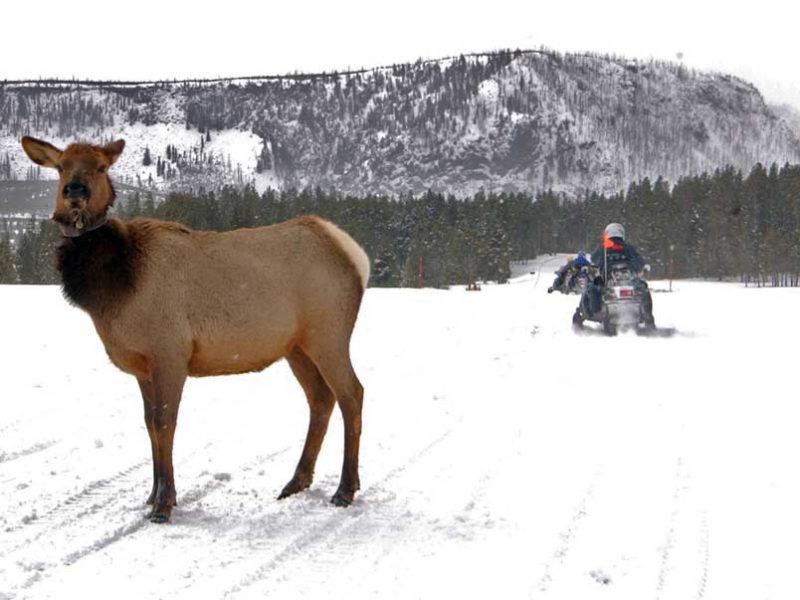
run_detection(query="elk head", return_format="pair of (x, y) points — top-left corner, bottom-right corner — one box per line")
(21, 137), (125, 237)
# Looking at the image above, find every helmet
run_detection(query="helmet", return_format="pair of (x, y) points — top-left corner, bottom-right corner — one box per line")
(604, 223), (625, 240)
(573, 252), (591, 267)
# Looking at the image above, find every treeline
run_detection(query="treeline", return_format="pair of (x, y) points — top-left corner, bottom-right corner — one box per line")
(2, 161), (799, 287)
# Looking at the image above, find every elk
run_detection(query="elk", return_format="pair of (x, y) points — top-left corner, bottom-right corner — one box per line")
(21, 136), (368, 523)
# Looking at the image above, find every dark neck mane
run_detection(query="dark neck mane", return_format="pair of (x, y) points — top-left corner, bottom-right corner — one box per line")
(57, 219), (144, 313)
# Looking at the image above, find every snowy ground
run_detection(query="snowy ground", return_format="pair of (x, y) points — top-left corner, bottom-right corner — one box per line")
(1, 258), (799, 599)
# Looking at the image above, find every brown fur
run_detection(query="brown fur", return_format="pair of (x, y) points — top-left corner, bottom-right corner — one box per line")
(21, 136), (368, 522)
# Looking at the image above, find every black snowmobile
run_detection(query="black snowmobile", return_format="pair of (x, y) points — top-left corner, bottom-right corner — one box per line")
(573, 262), (654, 336)
(569, 265), (596, 295)
(551, 265), (597, 295)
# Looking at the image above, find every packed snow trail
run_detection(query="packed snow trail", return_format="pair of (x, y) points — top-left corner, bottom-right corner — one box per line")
(1, 266), (799, 599)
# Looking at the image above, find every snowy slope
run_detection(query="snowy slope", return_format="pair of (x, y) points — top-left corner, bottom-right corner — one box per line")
(0, 121), (272, 193)
(2, 49), (799, 197)
(1, 268), (799, 599)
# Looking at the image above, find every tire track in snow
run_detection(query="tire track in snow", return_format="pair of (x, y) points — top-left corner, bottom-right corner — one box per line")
(654, 456), (710, 600)
(2, 441), (219, 560)
(223, 427), (456, 598)
(1, 458), (151, 541)
(60, 446), (290, 566)
(695, 510), (710, 600)
(450, 469), (497, 534)
(19, 446), (291, 593)
(535, 467), (604, 594)
(360, 447), (507, 571)
(0, 417), (22, 437)
(224, 418), (517, 597)
(655, 457), (687, 599)
(0, 440), (59, 465)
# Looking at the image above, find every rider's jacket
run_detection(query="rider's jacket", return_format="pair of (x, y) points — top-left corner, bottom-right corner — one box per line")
(590, 237), (645, 275)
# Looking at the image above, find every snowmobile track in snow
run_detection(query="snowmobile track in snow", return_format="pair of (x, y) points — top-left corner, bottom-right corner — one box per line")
(655, 457), (687, 598)
(535, 468), (604, 594)
(17, 445), (292, 593)
(68, 448), (286, 561)
(654, 456), (710, 600)
(223, 427), (456, 598)
(695, 510), (710, 600)
(2, 440), (222, 552)
(0, 417), (23, 437)
(1, 457), (151, 541)
(0, 440), (58, 465)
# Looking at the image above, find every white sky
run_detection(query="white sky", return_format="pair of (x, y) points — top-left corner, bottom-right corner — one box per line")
(3, 0), (799, 107)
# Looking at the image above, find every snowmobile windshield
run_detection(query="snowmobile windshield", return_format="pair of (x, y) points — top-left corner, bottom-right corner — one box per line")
(610, 264), (633, 283)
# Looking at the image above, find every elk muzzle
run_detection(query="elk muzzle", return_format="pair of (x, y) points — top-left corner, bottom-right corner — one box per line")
(63, 181), (89, 200)
(54, 205), (97, 237)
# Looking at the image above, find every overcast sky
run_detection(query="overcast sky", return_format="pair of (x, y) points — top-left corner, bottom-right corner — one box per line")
(4, 0), (799, 107)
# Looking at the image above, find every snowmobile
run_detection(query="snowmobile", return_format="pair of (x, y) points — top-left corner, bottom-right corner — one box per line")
(568, 265), (596, 295)
(573, 262), (653, 335)
(551, 265), (597, 295)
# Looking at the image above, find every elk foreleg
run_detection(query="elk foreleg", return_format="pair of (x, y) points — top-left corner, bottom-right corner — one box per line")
(140, 366), (186, 523)
(138, 378), (159, 506)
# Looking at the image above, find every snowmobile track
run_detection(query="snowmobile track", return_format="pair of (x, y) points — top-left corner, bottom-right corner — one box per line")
(18, 446), (292, 594)
(2, 440), (220, 554)
(0, 440), (58, 465)
(655, 457), (687, 598)
(224, 427), (456, 598)
(654, 456), (710, 600)
(0, 417), (22, 437)
(535, 468), (604, 594)
(695, 510), (710, 600)
(1, 457), (151, 541)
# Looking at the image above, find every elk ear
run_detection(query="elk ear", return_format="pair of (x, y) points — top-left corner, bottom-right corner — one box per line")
(21, 136), (63, 169)
(101, 139), (126, 165)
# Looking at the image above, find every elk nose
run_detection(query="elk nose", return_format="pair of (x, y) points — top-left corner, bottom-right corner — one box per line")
(63, 182), (89, 200)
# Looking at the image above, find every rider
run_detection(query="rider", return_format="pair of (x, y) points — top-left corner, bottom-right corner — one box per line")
(548, 251), (593, 293)
(581, 223), (655, 326)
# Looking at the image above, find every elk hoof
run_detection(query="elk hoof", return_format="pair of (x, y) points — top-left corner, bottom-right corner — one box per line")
(148, 503), (173, 523)
(277, 477), (310, 500)
(330, 490), (355, 507)
(149, 512), (170, 524)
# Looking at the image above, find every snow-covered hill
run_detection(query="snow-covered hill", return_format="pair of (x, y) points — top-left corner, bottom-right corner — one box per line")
(2, 270), (799, 599)
(773, 103), (800, 139)
(1, 49), (799, 197)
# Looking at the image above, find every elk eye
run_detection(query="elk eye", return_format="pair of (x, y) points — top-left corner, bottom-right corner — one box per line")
(98, 165), (107, 173)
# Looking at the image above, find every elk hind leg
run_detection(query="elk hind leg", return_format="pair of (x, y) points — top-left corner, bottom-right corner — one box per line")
(306, 345), (364, 507)
(279, 347), (336, 499)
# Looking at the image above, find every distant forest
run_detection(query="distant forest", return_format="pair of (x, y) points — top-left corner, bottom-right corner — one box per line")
(1, 161), (799, 287)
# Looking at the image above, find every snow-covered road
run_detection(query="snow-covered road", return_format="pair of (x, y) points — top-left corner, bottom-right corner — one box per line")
(1, 263), (799, 599)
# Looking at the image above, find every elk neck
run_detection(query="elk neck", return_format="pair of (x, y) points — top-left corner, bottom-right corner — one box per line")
(56, 219), (145, 314)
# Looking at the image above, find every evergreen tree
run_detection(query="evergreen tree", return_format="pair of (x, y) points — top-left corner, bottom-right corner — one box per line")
(0, 233), (17, 284)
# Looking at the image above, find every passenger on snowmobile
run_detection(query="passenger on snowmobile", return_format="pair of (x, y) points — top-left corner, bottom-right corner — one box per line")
(580, 223), (655, 327)
(548, 251), (594, 294)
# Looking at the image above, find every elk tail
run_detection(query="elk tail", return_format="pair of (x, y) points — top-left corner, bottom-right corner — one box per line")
(318, 220), (370, 289)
